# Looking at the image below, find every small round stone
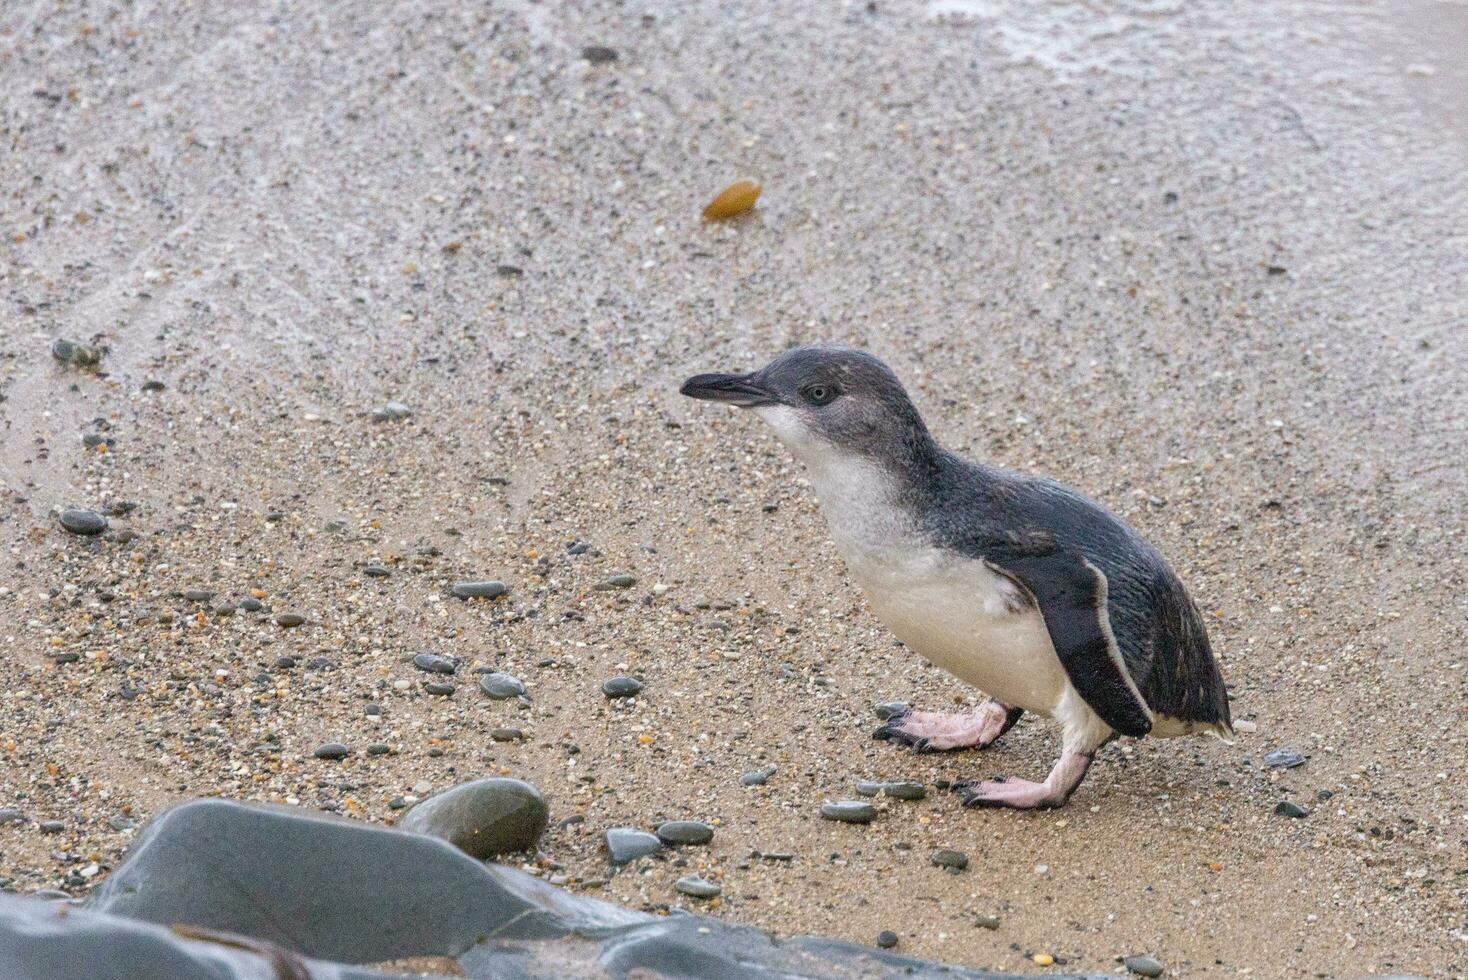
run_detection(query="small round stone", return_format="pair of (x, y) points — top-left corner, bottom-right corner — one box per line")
(1124, 954), (1165, 978)
(656, 820), (714, 845)
(275, 612), (305, 627)
(856, 780), (926, 801)
(594, 573), (637, 591)
(479, 672), (526, 700)
(876, 930), (899, 949)
(313, 743), (349, 760)
(821, 801), (876, 824)
(602, 676), (643, 699)
(184, 588), (214, 602)
(364, 565), (392, 578)
(673, 876), (721, 899)
(873, 701), (908, 720)
(1274, 800), (1308, 819)
(931, 848), (968, 871)
(240, 598), (264, 612)
(490, 727), (525, 742)
(366, 743), (392, 756)
(412, 653), (456, 675)
(605, 827), (662, 864)
(452, 580), (508, 599)
(424, 682), (456, 696)
(59, 509), (108, 536)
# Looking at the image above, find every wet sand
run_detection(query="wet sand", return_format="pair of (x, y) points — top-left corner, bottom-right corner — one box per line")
(1, 1), (1464, 977)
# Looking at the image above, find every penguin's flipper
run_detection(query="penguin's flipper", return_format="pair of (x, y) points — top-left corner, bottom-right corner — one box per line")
(984, 547), (1153, 738)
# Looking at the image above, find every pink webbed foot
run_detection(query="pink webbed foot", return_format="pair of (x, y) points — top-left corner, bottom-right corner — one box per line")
(873, 701), (1023, 752)
(955, 749), (1095, 810)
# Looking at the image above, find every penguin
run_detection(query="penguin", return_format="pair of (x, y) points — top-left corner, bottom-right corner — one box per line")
(680, 345), (1232, 809)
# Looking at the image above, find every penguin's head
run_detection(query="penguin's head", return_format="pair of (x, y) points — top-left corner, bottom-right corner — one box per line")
(680, 345), (932, 471)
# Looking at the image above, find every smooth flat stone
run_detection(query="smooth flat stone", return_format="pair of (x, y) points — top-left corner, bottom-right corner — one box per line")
(740, 766), (777, 786)
(452, 580), (507, 599)
(605, 828), (662, 864)
(655, 821), (714, 846)
(601, 676), (643, 699)
(820, 801), (876, 824)
(594, 574), (637, 591)
(313, 743), (349, 760)
(930, 849), (968, 871)
(59, 509), (108, 536)
(673, 876), (721, 899)
(1124, 954), (1165, 977)
(412, 653), (456, 675)
(1264, 748), (1306, 769)
(479, 672), (526, 700)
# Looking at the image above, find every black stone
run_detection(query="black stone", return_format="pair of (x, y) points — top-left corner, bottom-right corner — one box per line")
(1264, 748), (1306, 770)
(451, 581), (507, 599)
(582, 46), (618, 65)
(59, 509), (108, 536)
(601, 676), (643, 699)
(656, 821), (714, 846)
(876, 931), (899, 949)
(412, 653), (456, 675)
(1274, 801), (1308, 819)
(313, 743), (349, 760)
(605, 828), (662, 864)
(820, 801), (875, 824)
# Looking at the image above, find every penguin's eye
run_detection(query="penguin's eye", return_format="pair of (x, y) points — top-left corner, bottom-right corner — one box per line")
(802, 384), (838, 407)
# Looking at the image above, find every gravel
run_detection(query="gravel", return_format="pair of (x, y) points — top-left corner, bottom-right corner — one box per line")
(820, 802), (876, 824)
(479, 672), (526, 700)
(58, 509), (108, 536)
(451, 581), (507, 599)
(601, 676), (643, 699)
(656, 820), (714, 845)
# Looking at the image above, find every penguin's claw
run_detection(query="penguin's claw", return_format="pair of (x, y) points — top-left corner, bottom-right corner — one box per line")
(871, 702), (1021, 752)
(954, 776), (1060, 810)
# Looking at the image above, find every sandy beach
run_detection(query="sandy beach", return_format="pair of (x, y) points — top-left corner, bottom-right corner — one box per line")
(1, 0), (1465, 976)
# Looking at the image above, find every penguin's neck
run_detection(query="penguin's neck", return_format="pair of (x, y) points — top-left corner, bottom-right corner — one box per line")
(799, 443), (936, 563)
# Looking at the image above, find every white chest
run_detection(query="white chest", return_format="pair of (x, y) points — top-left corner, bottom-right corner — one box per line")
(808, 459), (1068, 716)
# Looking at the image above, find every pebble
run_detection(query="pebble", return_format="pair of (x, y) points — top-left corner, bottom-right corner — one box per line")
(366, 744), (392, 756)
(876, 930), (899, 949)
(372, 401), (413, 422)
(241, 598), (264, 612)
(656, 820), (714, 846)
(479, 672), (526, 700)
(313, 743), (350, 760)
(397, 778), (548, 858)
(856, 780), (926, 801)
(490, 728), (524, 742)
(275, 612), (305, 627)
(674, 876), (721, 899)
(452, 580), (508, 599)
(59, 509), (108, 536)
(39, 821), (65, 834)
(974, 914), (1001, 930)
(1124, 954), (1165, 977)
(184, 589), (214, 602)
(1264, 748), (1306, 769)
(412, 653), (456, 675)
(594, 574), (638, 591)
(582, 45), (618, 65)
(1274, 801), (1308, 819)
(605, 827), (662, 864)
(0, 809), (24, 825)
(820, 801), (876, 824)
(873, 702), (907, 720)
(930, 849), (968, 871)
(602, 676), (643, 699)
(740, 766), (777, 786)
(51, 338), (102, 366)
(364, 565), (392, 578)
(423, 682), (456, 696)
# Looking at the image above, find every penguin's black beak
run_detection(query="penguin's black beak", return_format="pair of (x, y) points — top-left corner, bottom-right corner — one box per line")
(679, 372), (776, 407)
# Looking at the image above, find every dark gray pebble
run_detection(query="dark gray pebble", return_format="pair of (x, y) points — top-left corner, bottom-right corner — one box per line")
(1264, 748), (1306, 769)
(0, 809), (25, 825)
(184, 589), (214, 602)
(59, 509), (108, 536)
(241, 598), (264, 612)
(275, 612), (305, 627)
(740, 766), (777, 786)
(413, 653), (456, 675)
(364, 565), (392, 578)
(424, 682), (456, 696)
(820, 801), (875, 824)
(594, 574), (637, 591)
(876, 931), (899, 949)
(1274, 801), (1308, 819)
(873, 702), (907, 721)
(479, 672), (526, 700)
(656, 820), (714, 846)
(602, 676), (643, 699)
(366, 744), (392, 756)
(314, 743), (350, 760)
(452, 580), (508, 599)
(490, 728), (525, 742)
(39, 821), (65, 834)
(582, 46), (618, 65)
(930, 849), (968, 871)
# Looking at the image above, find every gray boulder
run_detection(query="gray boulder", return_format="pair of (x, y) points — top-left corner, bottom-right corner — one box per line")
(397, 778), (548, 858)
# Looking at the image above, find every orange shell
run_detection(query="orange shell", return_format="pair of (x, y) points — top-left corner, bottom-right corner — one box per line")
(702, 180), (761, 219)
